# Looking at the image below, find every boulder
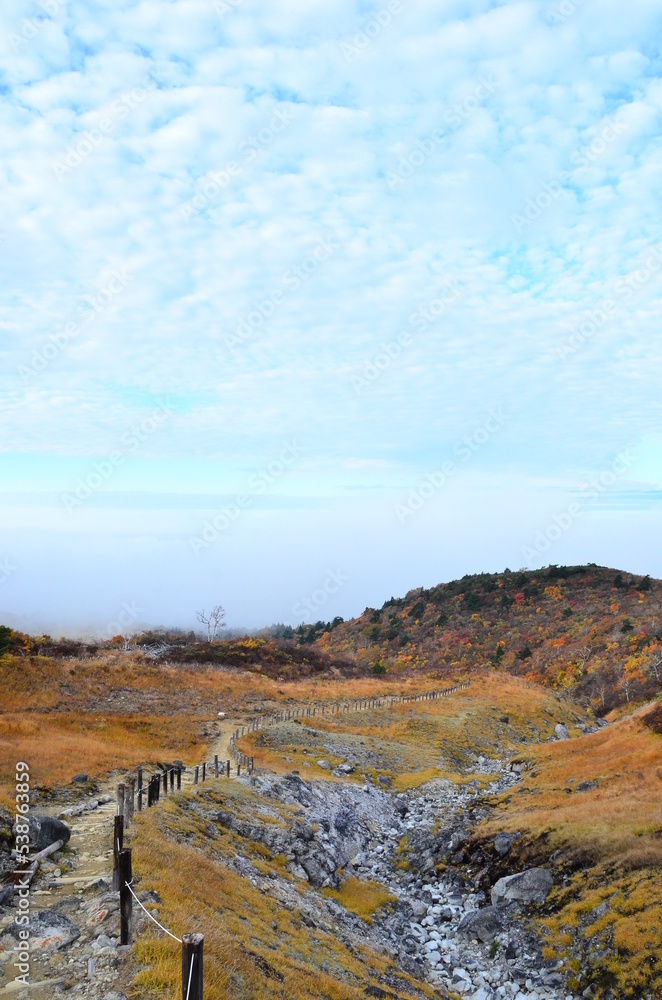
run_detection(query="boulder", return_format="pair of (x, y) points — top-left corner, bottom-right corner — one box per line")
(457, 906), (504, 943)
(316, 760), (331, 770)
(409, 899), (428, 919)
(575, 780), (598, 793)
(72, 774), (88, 783)
(27, 814), (71, 851)
(492, 868), (553, 906)
(554, 724), (570, 740)
(333, 807), (357, 836)
(494, 832), (518, 856)
(10, 908), (80, 950)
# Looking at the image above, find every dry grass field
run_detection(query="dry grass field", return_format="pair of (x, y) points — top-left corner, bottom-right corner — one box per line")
(3, 644), (662, 997)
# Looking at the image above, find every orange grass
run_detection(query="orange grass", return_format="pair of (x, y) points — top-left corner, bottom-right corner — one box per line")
(0, 712), (209, 809)
(482, 703), (662, 861)
(129, 795), (427, 1000)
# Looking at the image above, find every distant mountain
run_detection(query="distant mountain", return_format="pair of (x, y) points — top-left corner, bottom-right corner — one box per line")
(311, 565), (661, 714)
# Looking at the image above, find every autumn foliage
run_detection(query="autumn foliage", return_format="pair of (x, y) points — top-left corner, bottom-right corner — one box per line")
(312, 564), (662, 713)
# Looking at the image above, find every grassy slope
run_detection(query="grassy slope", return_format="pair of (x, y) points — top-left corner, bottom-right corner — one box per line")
(3, 631), (662, 996)
(314, 564), (662, 713)
(478, 702), (662, 996)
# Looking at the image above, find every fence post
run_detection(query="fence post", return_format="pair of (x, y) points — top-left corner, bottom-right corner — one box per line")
(116, 783), (125, 819)
(112, 815), (124, 890)
(137, 766), (143, 795)
(119, 848), (132, 945)
(137, 787), (143, 811)
(182, 933), (204, 1000)
(226, 760), (230, 777)
(128, 779), (135, 822)
(194, 766), (199, 785)
(170, 768), (175, 792)
(177, 767), (182, 790)
(202, 763), (206, 782)
(214, 755), (219, 778)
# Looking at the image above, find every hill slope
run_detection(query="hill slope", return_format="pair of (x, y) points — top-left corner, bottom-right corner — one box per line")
(312, 565), (661, 713)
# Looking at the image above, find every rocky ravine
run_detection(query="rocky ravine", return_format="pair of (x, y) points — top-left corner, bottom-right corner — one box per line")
(0, 755), (575, 1000)
(190, 759), (575, 1000)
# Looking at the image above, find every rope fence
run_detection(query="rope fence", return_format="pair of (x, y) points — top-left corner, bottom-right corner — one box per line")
(111, 677), (470, 997)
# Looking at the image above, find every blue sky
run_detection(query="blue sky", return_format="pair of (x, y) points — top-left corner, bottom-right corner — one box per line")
(1, 0), (662, 634)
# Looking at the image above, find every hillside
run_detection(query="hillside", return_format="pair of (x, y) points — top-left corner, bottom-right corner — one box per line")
(311, 565), (661, 713)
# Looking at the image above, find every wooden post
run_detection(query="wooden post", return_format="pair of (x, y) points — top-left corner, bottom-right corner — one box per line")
(237, 764), (241, 776)
(182, 933), (204, 1000)
(163, 770), (168, 795)
(226, 760), (230, 777)
(177, 767), (182, 790)
(128, 779), (136, 822)
(214, 755), (219, 778)
(170, 768), (175, 792)
(119, 849), (132, 945)
(202, 762), (206, 782)
(194, 766), (199, 785)
(116, 783), (125, 818)
(112, 815), (124, 891)
(137, 788), (143, 811)
(137, 766), (143, 793)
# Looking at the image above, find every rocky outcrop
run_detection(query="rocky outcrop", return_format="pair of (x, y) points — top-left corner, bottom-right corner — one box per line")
(493, 832), (518, 856)
(457, 905), (504, 943)
(10, 908), (80, 950)
(27, 814), (71, 850)
(492, 868), (554, 906)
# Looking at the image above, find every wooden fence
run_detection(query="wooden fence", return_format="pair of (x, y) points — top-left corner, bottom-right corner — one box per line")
(112, 678), (470, 997)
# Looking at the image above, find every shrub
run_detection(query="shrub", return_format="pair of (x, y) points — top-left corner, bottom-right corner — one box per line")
(0, 627), (12, 655)
(371, 661), (386, 675)
(517, 646), (532, 660)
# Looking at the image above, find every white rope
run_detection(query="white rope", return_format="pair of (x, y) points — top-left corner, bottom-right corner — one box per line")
(125, 880), (182, 943)
(185, 953), (195, 1000)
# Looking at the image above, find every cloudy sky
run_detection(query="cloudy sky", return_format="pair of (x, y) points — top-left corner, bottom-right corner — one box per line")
(1, 0), (662, 634)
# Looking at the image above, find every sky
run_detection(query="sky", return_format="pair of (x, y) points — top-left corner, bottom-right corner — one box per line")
(1, 0), (662, 636)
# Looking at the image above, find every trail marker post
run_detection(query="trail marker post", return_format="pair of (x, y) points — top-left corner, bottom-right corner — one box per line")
(182, 933), (204, 1000)
(119, 848), (132, 945)
(112, 815), (124, 891)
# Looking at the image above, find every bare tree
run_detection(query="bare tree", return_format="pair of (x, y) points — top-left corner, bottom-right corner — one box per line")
(647, 654), (662, 684)
(575, 644), (593, 673)
(196, 605), (226, 642)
